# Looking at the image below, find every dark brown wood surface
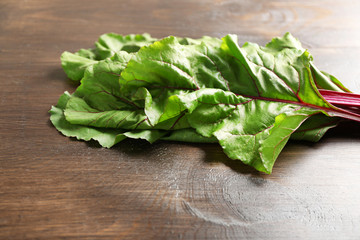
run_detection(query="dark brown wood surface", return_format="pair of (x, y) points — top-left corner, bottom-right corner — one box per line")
(1, 0), (360, 239)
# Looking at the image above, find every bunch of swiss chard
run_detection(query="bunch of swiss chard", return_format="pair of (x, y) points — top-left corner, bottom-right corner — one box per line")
(50, 32), (360, 174)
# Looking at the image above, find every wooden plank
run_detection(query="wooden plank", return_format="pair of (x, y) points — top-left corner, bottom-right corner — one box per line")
(1, 0), (360, 239)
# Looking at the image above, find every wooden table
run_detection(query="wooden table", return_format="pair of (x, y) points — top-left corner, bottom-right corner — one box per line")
(1, 0), (360, 239)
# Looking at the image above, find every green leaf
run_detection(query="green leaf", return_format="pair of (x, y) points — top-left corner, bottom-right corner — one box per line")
(49, 92), (127, 148)
(173, 89), (322, 173)
(50, 92), (171, 147)
(290, 114), (339, 142)
(119, 35), (237, 125)
(73, 52), (135, 111)
(95, 33), (157, 59)
(61, 51), (98, 81)
(50, 32), (358, 174)
(75, 48), (97, 60)
(160, 128), (217, 143)
(61, 33), (157, 82)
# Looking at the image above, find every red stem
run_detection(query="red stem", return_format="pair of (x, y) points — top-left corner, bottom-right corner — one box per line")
(319, 89), (360, 114)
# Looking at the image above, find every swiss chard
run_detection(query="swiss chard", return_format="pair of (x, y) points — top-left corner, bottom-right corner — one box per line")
(50, 32), (360, 173)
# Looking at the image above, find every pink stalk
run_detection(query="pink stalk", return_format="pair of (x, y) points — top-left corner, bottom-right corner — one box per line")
(319, 89), (360, 114)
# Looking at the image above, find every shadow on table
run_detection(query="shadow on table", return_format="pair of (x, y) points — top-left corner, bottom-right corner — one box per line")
(89, 120), (360, 175)
(49, 117), (360, 177)
(322, 120), (360, 139)
(48, 67), (67, 82)
(200, 120), (360, 176)
(48, 67), (79, 91)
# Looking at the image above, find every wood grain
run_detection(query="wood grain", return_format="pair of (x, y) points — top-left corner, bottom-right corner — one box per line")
(1, 0), (360, 239)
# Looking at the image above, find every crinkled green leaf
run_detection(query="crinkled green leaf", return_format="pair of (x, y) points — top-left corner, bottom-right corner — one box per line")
(120, 36), (236, 125)
(75, 48), (97, 60)
(170, 89), (323, 173)
(95, 33), (157, 59)
(61, 52), (98, 81)
(49, 92), (126, 148)
(61, 33), (157, 82)
(161, 128), (217, 143)
(290, 114), (339, 142)
(73, 52), (135, 111)
(50, 92), (173, 147)
(50, 32), (359, 174)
